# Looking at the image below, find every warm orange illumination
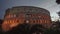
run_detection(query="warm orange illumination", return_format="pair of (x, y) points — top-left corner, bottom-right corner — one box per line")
(2, 6), (52, 32)
(2, 19), (20, 31)
(2, 10), (51, 31)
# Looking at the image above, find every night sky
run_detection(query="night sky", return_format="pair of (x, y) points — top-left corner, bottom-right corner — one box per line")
(0, 0), (60, 21)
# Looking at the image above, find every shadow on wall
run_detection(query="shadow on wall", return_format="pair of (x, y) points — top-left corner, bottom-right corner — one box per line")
(2, 23), (44, 34)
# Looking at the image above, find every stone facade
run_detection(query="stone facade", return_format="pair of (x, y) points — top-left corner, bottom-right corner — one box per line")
(2, 6), (51, 31)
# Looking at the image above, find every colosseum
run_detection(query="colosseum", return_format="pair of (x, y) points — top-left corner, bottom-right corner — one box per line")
(2, 6), (51, 31)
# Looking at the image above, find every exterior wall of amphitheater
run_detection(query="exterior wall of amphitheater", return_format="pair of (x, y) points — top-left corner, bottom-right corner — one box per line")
(2, 6), (51, 31)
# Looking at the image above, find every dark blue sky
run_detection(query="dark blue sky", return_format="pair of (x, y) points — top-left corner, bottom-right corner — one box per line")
(0, 0), (60, 21)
